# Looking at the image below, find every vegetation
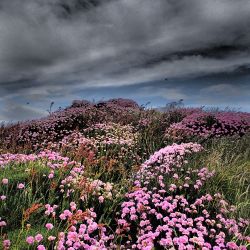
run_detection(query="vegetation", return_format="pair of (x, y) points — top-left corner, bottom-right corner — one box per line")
(0, 99), (249, 249)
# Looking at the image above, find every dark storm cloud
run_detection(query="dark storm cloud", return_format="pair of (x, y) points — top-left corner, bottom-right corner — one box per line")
(0, 0), (250, 121)
(1, 0), (250, 89)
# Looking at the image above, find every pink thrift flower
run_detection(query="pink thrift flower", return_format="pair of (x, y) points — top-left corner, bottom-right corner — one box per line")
(1, 195), (6, 201)
(63, 210), (72, 217)
(70, 202), (76, 211)
(3, 239), (10, 249)
(59, 213), (66, 220)
(48, 236), (56, 241)
(226, 242), (238, 249)
(17, 183), (25, 189)
(156, 213), (163, 220)
(26, 236), (35, 245)
(2, 179), (8, 185)
(45, 223), (54, 230)
(37, 245), (46, 250)
(0, 221), (7, 227)
(35, 234), (43, 242)
(173, 174), (179, 179)
(98, 196), (104, 203)
(48, 173), (54, 179)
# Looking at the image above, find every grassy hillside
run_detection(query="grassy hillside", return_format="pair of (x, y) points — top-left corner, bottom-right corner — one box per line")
(0, 99), (249, 249)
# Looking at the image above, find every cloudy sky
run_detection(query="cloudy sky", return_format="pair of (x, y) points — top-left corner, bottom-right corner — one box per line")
(0, 0), (250, 122)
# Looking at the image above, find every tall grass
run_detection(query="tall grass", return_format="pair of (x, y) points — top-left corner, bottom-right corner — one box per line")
(189, 135), (250, 219)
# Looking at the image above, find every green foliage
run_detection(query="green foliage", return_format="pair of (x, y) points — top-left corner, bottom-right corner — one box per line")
(0, 104), (249, 249)
(188, 135), (250, 218)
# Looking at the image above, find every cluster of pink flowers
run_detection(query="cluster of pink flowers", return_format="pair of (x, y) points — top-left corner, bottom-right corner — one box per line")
(56, 208), (114, 249)
(2, 239), (10, 249)
(0, 150), (70, 168)
(84, 122), (138, 147)
(28, 205), (114, 249)
(56, 132), (94, 150)
(59, 164), (114, 203)
(44, 203), (58, 217)
(2, 98), (141, 149)
(34, 122), (139, 165)
(95, 98), (140, 110)
(116, 143), (249, 249)
(0, 150), (76, 181)
(0, 148), (115, 205)
(26, 234), (43, 244)
(166, 111), (250, 140)
(0, 153), (37, 168)
(44, 132), (97, 163)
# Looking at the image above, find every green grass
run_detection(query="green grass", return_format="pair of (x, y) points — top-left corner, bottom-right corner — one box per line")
(8, 226), (55, 250)
(188, 135), (250, 219)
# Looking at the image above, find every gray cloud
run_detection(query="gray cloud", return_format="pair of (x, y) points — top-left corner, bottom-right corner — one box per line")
(1, 0), (250, 87)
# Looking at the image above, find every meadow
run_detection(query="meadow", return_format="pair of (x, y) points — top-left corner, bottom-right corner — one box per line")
(0, 98), (249, 250)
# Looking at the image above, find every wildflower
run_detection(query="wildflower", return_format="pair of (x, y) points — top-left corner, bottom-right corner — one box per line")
(156, 214), (163, 220)
(37, 245), (46, 250)
(70, 202), (76, 211)
(26, 236), (35, 245)
(48, 173), (54, 179)
(0, 195), (6, 201)
(169, 184), (177, 192)
(2, 178), (8, 185)
(173, 174), (179, 179)
(226, 242), (238, 249)
(105, 182), (113, 192)
(17, 183), (25, 189)
(45, 223), (54, 230)
(3, 240), (10, 249)
(48, 236), (56, 241)
(35, 234), (43, 242)
(98, 196), (104, 203)
(0, 220), (6, 227)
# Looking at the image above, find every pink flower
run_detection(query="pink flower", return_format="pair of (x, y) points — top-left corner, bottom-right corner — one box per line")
(45, 223), (54, 230)
(37, 245), (46, 250)
(169, 184), (177, 191)
(17, 183), (25, 189)
(26, 236), (35, 245)
(98, 196), (104, 203)
(48, 173), (54, 179)
(226, 242), (238, 249)
(3, 239), (10, 248)
(87, 222), (98, 233)
(2, 179), (8, 185)
(70, 202), (76, 211)
(59, 213), (66, 220)
(63, 210), (72, 217)
(35, 234), (43, 242)
(0, 195), (6, 201)
(178, 236), (188, 244)
(0, 221), (7, 227)
(239, 247), (247, 250)
(156, 213), (163, 220)
(48, 236), (56, 241)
